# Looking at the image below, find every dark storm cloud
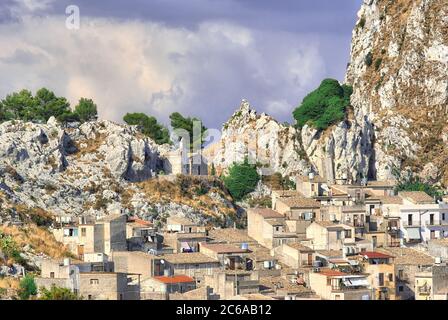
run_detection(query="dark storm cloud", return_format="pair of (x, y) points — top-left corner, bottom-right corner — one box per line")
(0, 0), (362, 128)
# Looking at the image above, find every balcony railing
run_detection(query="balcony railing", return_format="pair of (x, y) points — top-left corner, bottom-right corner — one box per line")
(403, 222), (421, 227)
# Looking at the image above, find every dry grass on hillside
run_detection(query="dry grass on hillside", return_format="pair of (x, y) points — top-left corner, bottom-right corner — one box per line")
(135, 175), (237, 219)
(0, 224), (72, 259)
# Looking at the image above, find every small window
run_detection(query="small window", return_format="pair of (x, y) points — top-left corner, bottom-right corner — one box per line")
(88, 295), (93, 300)
(90, 279), (99, 285)
(50, 272), (55, 278)
(398, 286), (404, 292)
(81, 228), (86, 237)
(388, 274), (393, 282)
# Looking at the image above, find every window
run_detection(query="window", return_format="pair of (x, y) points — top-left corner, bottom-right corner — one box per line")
(81, 228), (86, 237)
(408, 214), (413, 226)
(88, 295), (93, 300)
(388, 274), (393, 282)
(398, 270), (404, 280)
(336, 231), (341, 240)
(50, 272), (55, 278)
(345, 230), (352, 238)
(443, 213), (446, 221)
(398, 286), (404, 292)
(378, 273), (384, 286)
(90, 279), (99, 285)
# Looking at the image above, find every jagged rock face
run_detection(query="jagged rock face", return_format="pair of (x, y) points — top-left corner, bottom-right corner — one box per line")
(345, 0), (448, 183)
(205, 99), (374, 184)
(0, 119), (236, 225)
(204, 100), (311, 177)
(301, 116), (374, 183)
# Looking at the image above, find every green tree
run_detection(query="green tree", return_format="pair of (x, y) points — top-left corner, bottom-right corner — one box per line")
(33, 88), (71, 122)
(169, 112), (207, 151)
(0, 88), (71, 123)
(74, 98), (98, 122)
(210, 163), (216, 176)
(293, 79), (352, 130)
(222, 158), (260, 201)
(18, 275), (37, 300)
(39, 285), (81, 300)
(123, 113), (170, 145)
(0, 89), (35, 121)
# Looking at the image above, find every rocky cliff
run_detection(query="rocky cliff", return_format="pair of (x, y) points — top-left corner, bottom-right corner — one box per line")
(207, 0), (448, 186)
(0, 118), (237, 226)
(346, 0), (448, 183)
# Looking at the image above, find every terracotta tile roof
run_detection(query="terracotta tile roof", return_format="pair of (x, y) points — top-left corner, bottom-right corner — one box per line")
(361, 251), (394, 259)
(127, 217), (153, 227)
(162, 253), (219, 264)
(366, 180), (396, 187)
(378, 248), (434, 265)
(154, 275), (195, 284)
(200, 243), (250, 254)
(249, 208), (284, 219)
(315, 250), (343, 258)
(272, 190), (303, 197)
(286, 242), (315, 252)
(277, 197), (320, 209)
(265, 219), (285, 226)
(330, 186), (349, 196)
(318, 269), (347, 277)
(377, 196), (403, 204)
(399, 191), (434, 204)
(208, 228), (257, 245)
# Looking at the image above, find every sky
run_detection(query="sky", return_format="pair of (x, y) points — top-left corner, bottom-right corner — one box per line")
(0, 0), (362, 129)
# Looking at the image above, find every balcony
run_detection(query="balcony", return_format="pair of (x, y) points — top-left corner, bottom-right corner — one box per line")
(403, 221), (421, 227)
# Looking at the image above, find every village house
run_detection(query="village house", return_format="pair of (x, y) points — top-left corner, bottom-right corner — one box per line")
(140, 275), (196, 300)
(79, 272), (141, 300)
(428, 238), (448, 262)
(35, 258), (139, 300)
(166, 216), (204, 233)
(375, 191), (448, 245)
(110, 251), (165, 280)
(378, 247), (435, 300)
(274, 197), (321, 239)
(247, 208), (298, 249)
(161, 252), (221, 285)
(204, 270), (260, 300)
(308, 269), (372, 300)
(357, 251), (396, 300)
(258, 274), (317, 300)
(415, 264), (448, 300)
(271, 190), (302, 211)
(52, 214), (128, 258)
(274, 242), (315, 269)
(296, 173), (329, 198)
(199, 243), (252, 271)
(306, 221), (356, 251)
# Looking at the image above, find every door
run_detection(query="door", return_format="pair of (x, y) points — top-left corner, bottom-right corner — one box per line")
(430, 230), (436, 240)
(430, 214), (434, 226)
(378, 273), (384, 287)
(307, 253), (313, 266)
(408, 214), (413, 226)
(372, 236), (377, 249)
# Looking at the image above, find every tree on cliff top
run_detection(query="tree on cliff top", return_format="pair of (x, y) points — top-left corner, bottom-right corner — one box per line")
(293, 79), (352, 130)
(123, 112), (170, 145)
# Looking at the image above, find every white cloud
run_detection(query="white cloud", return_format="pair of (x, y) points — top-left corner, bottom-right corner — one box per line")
(0, 15), (326, 128)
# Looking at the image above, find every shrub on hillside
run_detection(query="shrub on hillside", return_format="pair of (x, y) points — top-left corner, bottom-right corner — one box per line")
(293, 79), (352, 130)
(222, 158), (260, 201)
